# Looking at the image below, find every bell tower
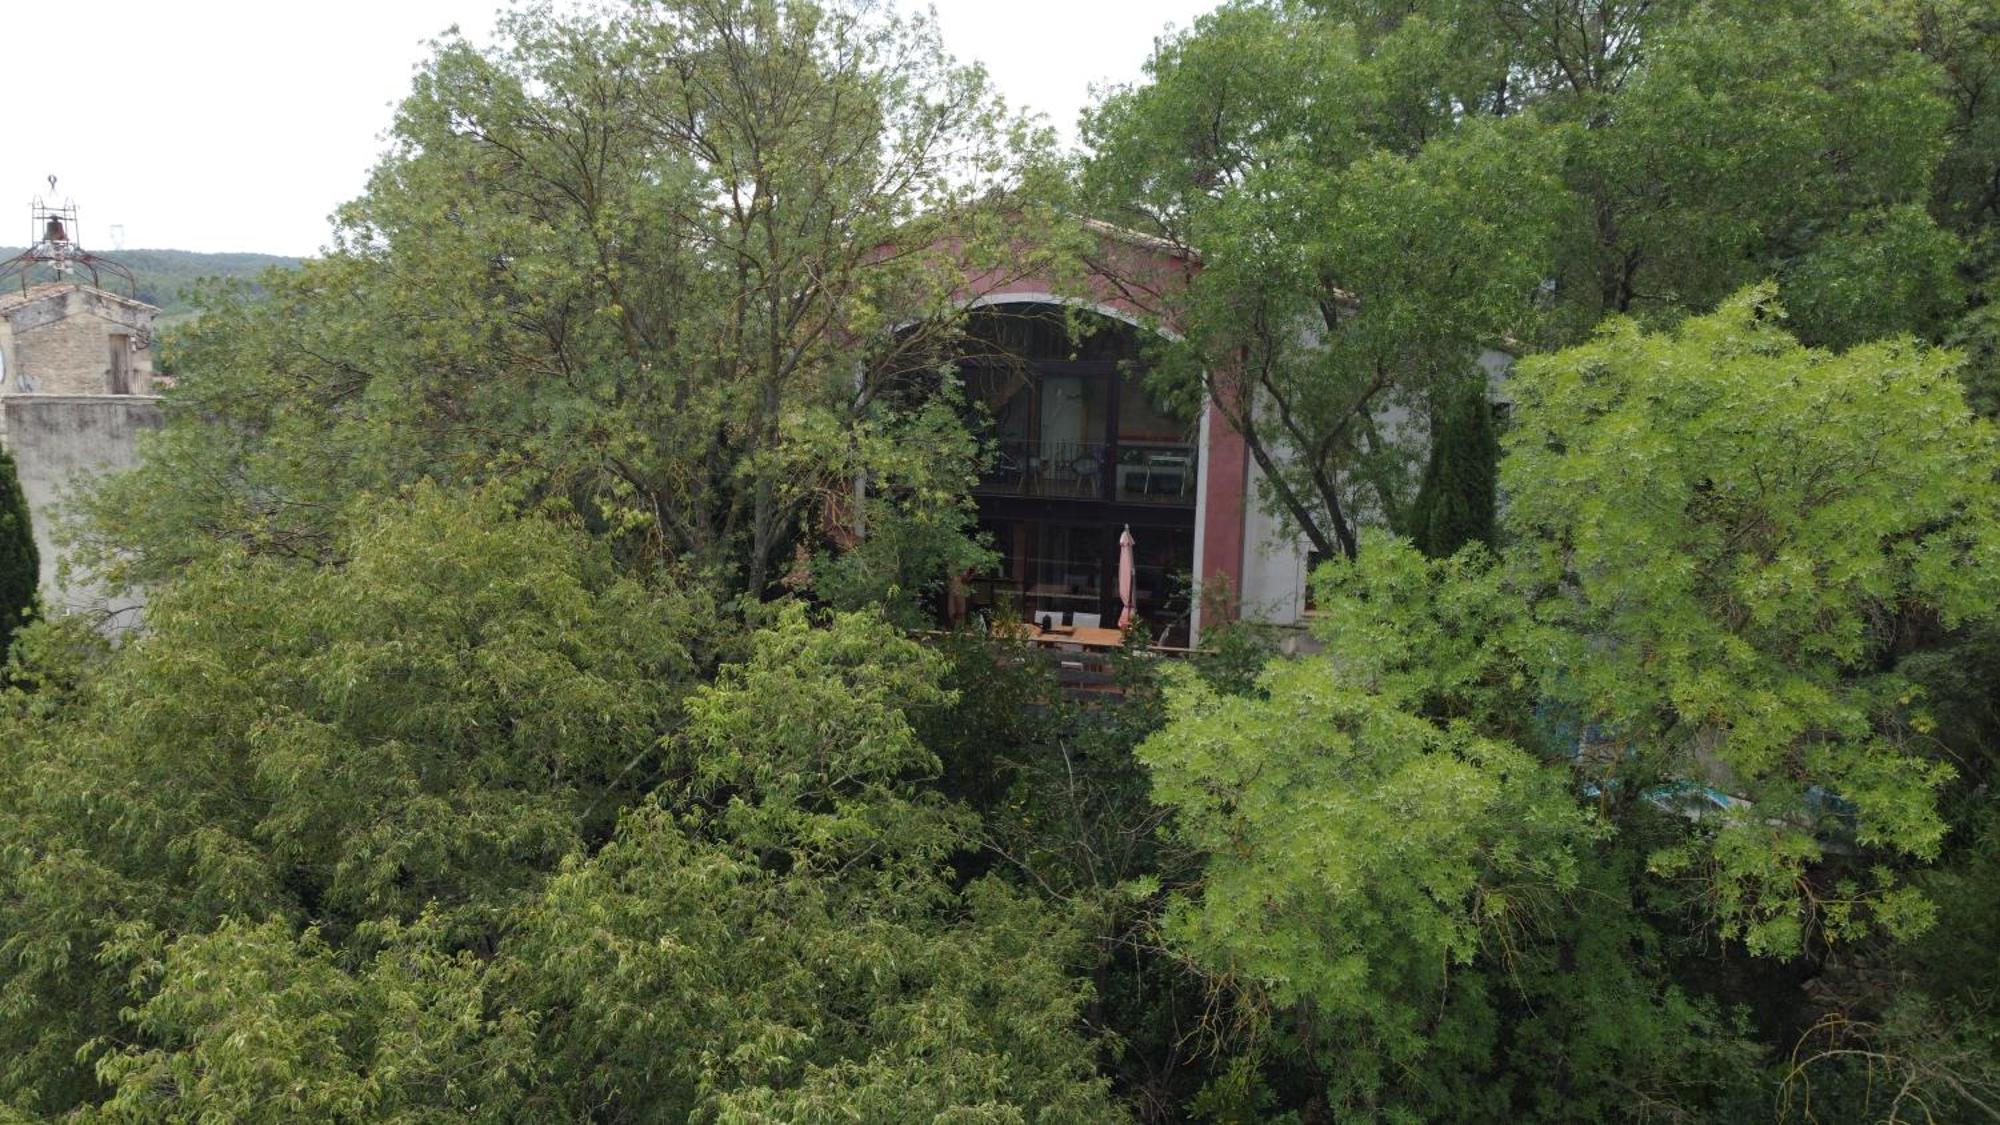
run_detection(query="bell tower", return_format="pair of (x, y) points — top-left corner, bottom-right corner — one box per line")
(0, 179), (163, 621)
(0, 179), (157, 401)
(1, 177), (140, 298)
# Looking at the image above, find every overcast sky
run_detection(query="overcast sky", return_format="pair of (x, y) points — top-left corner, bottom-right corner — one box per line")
(4, 0), (1214, 257)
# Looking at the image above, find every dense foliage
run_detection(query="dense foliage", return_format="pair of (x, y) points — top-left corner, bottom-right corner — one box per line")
(0, 493), (1116, 1119)
(4, 1), (2000, 1122)
(1406, 372), (1499, 558)
(1081, 0), (2000, 562)
(1161, 298), (2000, 1119)
(0, 447), (32, 660)
(74, 0), (1068, 606)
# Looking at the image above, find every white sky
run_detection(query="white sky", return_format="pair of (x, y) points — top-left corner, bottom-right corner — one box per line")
(4, 0), (1214, 257)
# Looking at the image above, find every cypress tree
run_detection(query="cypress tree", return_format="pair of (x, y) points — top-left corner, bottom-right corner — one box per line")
(0, 446), (38, 657)
(1409, 376), (1500, 558)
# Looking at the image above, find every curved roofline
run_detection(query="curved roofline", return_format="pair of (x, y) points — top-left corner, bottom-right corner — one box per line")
(962, 291), (1184, 342)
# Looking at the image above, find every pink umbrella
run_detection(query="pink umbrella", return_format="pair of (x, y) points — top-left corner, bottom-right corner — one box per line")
(1117, 525), (1137, 630)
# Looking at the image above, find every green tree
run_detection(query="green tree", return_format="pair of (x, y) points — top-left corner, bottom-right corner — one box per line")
(79, 0), (1074, 607)
(1407, 371), (1500, 558)
(0, 487), (707, 1112)
(1083, 3), (1563, 557)
(1136, 292), (2000, 1117)
(498, 608), (1120, 1120)
(1081, 0), (1966, 559)
(1894, 0), (2000, 420)
(21, 3), (2000, 1120)
(1504, 288), (2000, 954)
(0, 447), (34, 659)
(87, 913), (531, 1123)
(806, 398), (996, 628)
(0, 500), (1126, 1119)
(54, 606), (1121, 1122)
(1139, 654), (1597, 1117)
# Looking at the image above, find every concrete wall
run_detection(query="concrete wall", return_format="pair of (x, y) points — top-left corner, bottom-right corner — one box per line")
(3, 395), (162, 619)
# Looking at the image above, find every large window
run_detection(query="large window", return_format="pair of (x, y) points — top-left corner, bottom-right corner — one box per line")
(953, 304), (1199, 641)
(960, 305), (1195, 506)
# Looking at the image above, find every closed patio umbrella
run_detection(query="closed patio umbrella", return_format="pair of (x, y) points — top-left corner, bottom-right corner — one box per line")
(1117, 525), (1137, 630)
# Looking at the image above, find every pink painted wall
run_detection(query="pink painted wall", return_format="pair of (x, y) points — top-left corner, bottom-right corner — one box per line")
(946, 232), (1195, 331)
(1199, 397), (1249, 625)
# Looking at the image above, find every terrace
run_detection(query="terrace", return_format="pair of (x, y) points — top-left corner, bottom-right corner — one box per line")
(950, 304), (1200, 643)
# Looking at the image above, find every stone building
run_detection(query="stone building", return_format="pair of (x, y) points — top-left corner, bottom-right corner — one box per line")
(0, 193), (163, 618)
(0, 283), (158, 402)
(933, 220), (1506, 647)
(0, 281), (163, 617)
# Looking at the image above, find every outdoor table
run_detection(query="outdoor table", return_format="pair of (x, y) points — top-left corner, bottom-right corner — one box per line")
(1023, 624), (1128, 649)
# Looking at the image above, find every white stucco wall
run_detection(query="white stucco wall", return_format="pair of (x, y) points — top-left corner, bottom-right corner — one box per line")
(1224, 348), (1514, 633)
(1189, 404), (1212, 641)
(1237, 452), (1311, 627)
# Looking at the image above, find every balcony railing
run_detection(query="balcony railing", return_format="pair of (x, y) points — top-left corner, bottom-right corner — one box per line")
(977, 439), (1198, 505)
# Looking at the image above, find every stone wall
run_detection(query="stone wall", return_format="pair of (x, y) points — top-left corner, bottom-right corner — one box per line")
(2, 395), (162, 619)
(1, 286), (156, 398)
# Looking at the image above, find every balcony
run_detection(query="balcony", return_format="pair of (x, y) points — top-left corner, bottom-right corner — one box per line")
(976, 439), (1197, 506)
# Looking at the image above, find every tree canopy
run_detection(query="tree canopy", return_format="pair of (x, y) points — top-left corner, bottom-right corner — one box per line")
(0, 447), (34, 661)
(7, 0), (2000, 1122)
(1081, 0), (1994, 561)
(84, 0), (1070, 608)
(1143, 294), (2000, 1118)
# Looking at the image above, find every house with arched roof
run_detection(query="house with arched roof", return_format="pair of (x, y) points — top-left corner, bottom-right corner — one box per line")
(925, 220), (1312, 646)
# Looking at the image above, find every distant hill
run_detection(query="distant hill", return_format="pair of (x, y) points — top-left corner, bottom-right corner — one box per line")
(0, 248), (303, 321)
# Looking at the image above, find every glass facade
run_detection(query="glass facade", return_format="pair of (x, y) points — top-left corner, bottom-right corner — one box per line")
(956, 305), (1199, 642)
